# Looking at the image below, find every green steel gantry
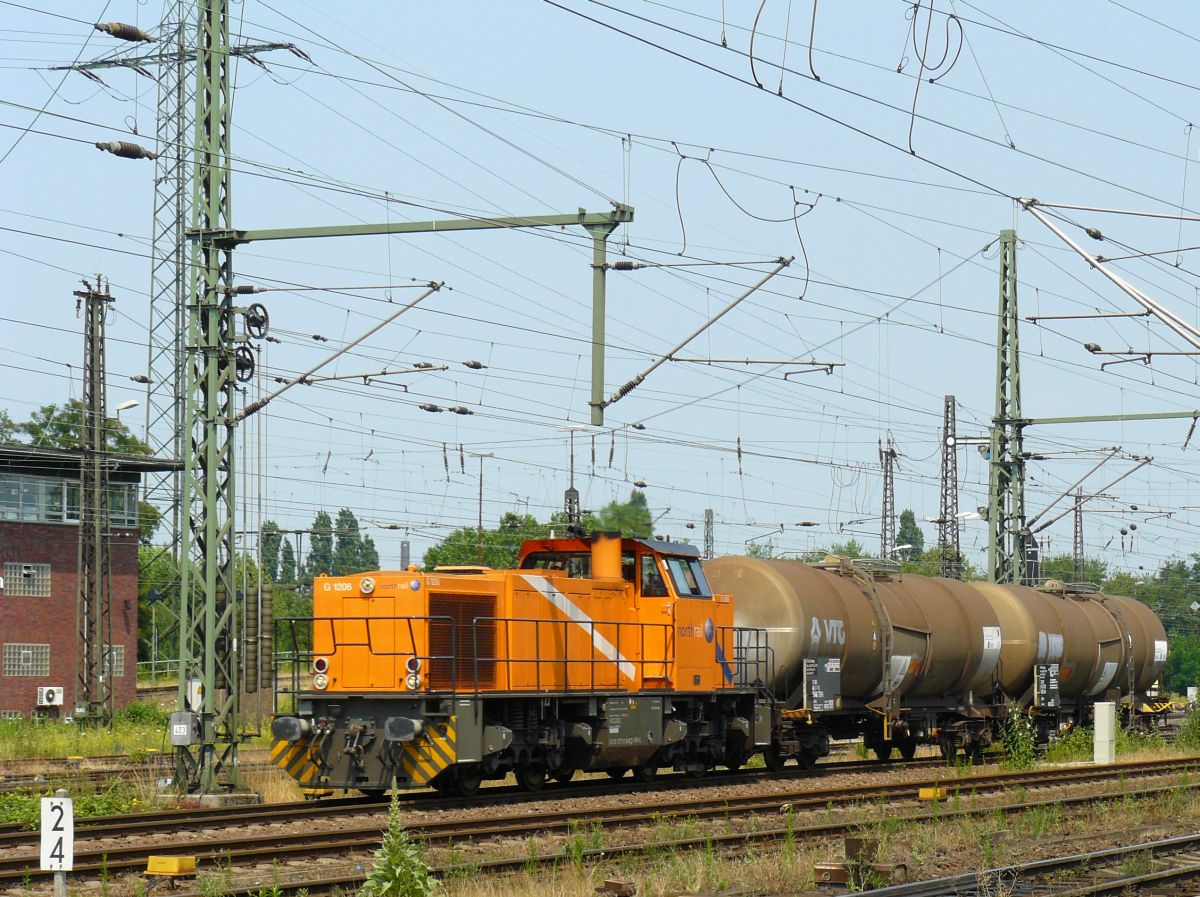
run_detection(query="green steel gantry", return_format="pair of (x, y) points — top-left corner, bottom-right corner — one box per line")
(175, 0), (633, 791)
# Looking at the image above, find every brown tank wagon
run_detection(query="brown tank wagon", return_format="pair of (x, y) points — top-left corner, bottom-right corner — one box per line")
(705, 554), (1168, 766)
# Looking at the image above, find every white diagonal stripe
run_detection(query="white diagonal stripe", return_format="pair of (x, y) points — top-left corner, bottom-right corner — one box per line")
(520, 574), (637, 680)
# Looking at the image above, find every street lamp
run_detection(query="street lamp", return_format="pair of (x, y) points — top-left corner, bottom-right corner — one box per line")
(113, 399), (139, 418)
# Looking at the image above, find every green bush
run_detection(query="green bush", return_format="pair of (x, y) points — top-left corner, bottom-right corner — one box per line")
(1044, 725), (1093, 763)
(1176, 707), (1200, 752)
(1117, 723), (1165, 754)
(359, 789), (436, 897)
(116, 700), (170, 728)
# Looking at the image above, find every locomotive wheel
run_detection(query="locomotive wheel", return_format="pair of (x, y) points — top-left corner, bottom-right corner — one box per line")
(873, 741), (894, 762)
(456, 766), (483, 798)
(898, 740), (917, 761)
(724, 748), (746, 772)
(685, 764), (708, 780)
(516, 763), (547, 793)
(763, 745), (787, 772)
(551, 767), (576, 784)
(606, 768), (629, 780)
(634, 764), (658, 783)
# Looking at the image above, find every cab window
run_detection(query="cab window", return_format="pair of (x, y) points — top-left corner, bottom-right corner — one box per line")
(640, 554), (668, 597)
(665, 556), (712, 598)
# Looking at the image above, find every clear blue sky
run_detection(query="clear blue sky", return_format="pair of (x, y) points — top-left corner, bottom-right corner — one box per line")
(3, 0), (1200, 577)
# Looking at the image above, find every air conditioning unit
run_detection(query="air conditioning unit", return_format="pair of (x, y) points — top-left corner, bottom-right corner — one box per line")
(36, 686), (64, 707)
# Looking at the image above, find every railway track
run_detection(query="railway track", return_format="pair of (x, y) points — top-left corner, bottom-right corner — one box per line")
(2, 756), (1198, 891)
(853, 831), (1200, 897)
(0, 755), (942, 839)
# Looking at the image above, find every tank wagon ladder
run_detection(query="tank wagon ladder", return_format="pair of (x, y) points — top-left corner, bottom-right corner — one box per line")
(845, 559), (898, 738)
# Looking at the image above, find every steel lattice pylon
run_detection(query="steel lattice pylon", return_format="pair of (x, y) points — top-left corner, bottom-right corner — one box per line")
(879, 434), (897, 559)
(75, 279), (115, 726)
(176, 0), (241, 792)
(987, 229), (1033, 584)
(938, 395), (963, 579)
(144, 1), (196, 560)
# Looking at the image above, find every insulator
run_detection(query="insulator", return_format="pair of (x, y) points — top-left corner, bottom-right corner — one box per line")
(95, 140), (157, 160)
(312, 334), (327, 342)
(631, 422), (646, 430)
(463, 360), (485, 369)
(1120, 527), (1129, 536)
(233, 284), (266, 294)
(448, 406), (473, 415)
(1084, 343), (1102, 354)
(1130, 504), (1139, 510)
(265, 336), (281, 344)
(419, 404), (443, 413)
(413, 361), (435, 369)
(1129, 523), (1138, 531)
(94, 21), (156, 42)
(1085, 227), (1104, 241)
(129, 374), (150, 384)
(684, 523), (695, 529)
(633, 479), (647, 488)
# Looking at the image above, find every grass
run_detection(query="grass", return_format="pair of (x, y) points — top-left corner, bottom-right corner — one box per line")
(0, 777), (153, 829)
(0, 701), (171, 760)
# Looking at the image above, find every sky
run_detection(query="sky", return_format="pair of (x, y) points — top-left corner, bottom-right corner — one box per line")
(4, 1), (1200, 579)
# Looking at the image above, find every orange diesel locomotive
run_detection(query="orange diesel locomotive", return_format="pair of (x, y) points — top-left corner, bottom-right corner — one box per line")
(270, 534), (771, 796)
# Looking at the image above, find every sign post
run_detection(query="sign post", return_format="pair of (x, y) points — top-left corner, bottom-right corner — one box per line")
(40, 788), (73, 897)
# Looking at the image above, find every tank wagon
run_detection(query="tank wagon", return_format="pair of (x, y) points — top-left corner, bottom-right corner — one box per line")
(270, 536), (1168, 794)
(705, 554), (1168, 765)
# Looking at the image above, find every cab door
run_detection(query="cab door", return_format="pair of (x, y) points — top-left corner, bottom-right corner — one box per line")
(637, 553), (672, 688)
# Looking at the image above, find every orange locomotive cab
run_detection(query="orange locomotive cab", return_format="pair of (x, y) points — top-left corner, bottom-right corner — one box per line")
(271, 533), (772, 796)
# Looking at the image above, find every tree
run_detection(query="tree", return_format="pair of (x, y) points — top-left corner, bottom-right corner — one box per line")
(746, 540), (776, 559)
(136, 546), (180, 666)
(1039, 552), (1108, 585)
(279, 539), (297, 586)
(0, 409), (17, 443)
(306, 511), (335, 579)
(260, 520), (282, 583)
(20, 400), (151, 454)
(595, 489), (653, 537)
(897, 510), (925, 558)
(830, 539), (866, 559)
(422, 512), (543, 570)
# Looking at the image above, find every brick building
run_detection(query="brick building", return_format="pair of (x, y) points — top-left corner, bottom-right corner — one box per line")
(0, 444), (178, 718)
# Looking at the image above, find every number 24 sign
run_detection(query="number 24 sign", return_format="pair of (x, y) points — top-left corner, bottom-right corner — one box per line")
(40, 797), (73, 871)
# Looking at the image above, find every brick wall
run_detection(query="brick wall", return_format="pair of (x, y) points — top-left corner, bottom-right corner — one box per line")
(0, 520), (139, 717)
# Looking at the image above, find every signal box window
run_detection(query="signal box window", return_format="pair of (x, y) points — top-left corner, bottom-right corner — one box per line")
(665, 556), (712, 598)
(640, 555), (668, 597)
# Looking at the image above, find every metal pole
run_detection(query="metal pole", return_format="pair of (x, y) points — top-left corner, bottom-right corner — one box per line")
(587, 224), (615, 426)
(601, 257), (793, 411)
(477, 455), (484, 565)
(988, 230), (1025, 584)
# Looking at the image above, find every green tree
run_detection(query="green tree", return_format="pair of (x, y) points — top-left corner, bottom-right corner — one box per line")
(260, 520), (282, 582)
(1039, 552), (1108, 585)
(422, 512), (543, 570)
(279, 539), (297, 586)
(20, 400), (151, 454)
(1163, 635), (1200, 694)
(0, 409), (17, 443)
(596, 488), (654, 537)
(306, 511), (335, 578)
(830, 539), (866, 558)
(746, 539), (776, 558)
(136, 546), (180, 667)
(900, 544), (979, 579)
(896, 510), (925, 558)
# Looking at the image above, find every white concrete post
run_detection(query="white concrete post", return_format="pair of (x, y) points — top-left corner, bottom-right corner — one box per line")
(1094, 702), (1116, 764)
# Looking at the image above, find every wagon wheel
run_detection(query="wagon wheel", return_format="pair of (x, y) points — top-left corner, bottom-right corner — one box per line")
(873, 741), (894, 762)
(516, 762), (547, 793)
(606, 767), (630, 780)
(763, 745), (788, 772)
(898, 740), (917, 761)
(634, 764), (658, 783)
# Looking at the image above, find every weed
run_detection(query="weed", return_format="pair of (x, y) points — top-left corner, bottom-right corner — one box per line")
(1120, 850), (1152, 878)
(1044, 726), (1092, 763)
(360, 790), (436, 897)
(1000, 709), (1037, 769)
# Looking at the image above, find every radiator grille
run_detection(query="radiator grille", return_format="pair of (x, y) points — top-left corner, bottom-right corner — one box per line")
(429, 594), (496, 690)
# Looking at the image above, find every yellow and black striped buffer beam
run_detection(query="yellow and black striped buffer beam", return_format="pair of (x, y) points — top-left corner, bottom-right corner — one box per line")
(399, 717), (457, 786)
(271, 736), (322, 786)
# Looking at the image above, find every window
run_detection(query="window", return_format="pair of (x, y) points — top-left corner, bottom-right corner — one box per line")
(640, 555), (669, 597)
(0, 473), (136, 526)
(103, 645), (126, 678)
(665, 557), (712, 598)
(3, 643), (50, 677)
(3, 562), (51, 597)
